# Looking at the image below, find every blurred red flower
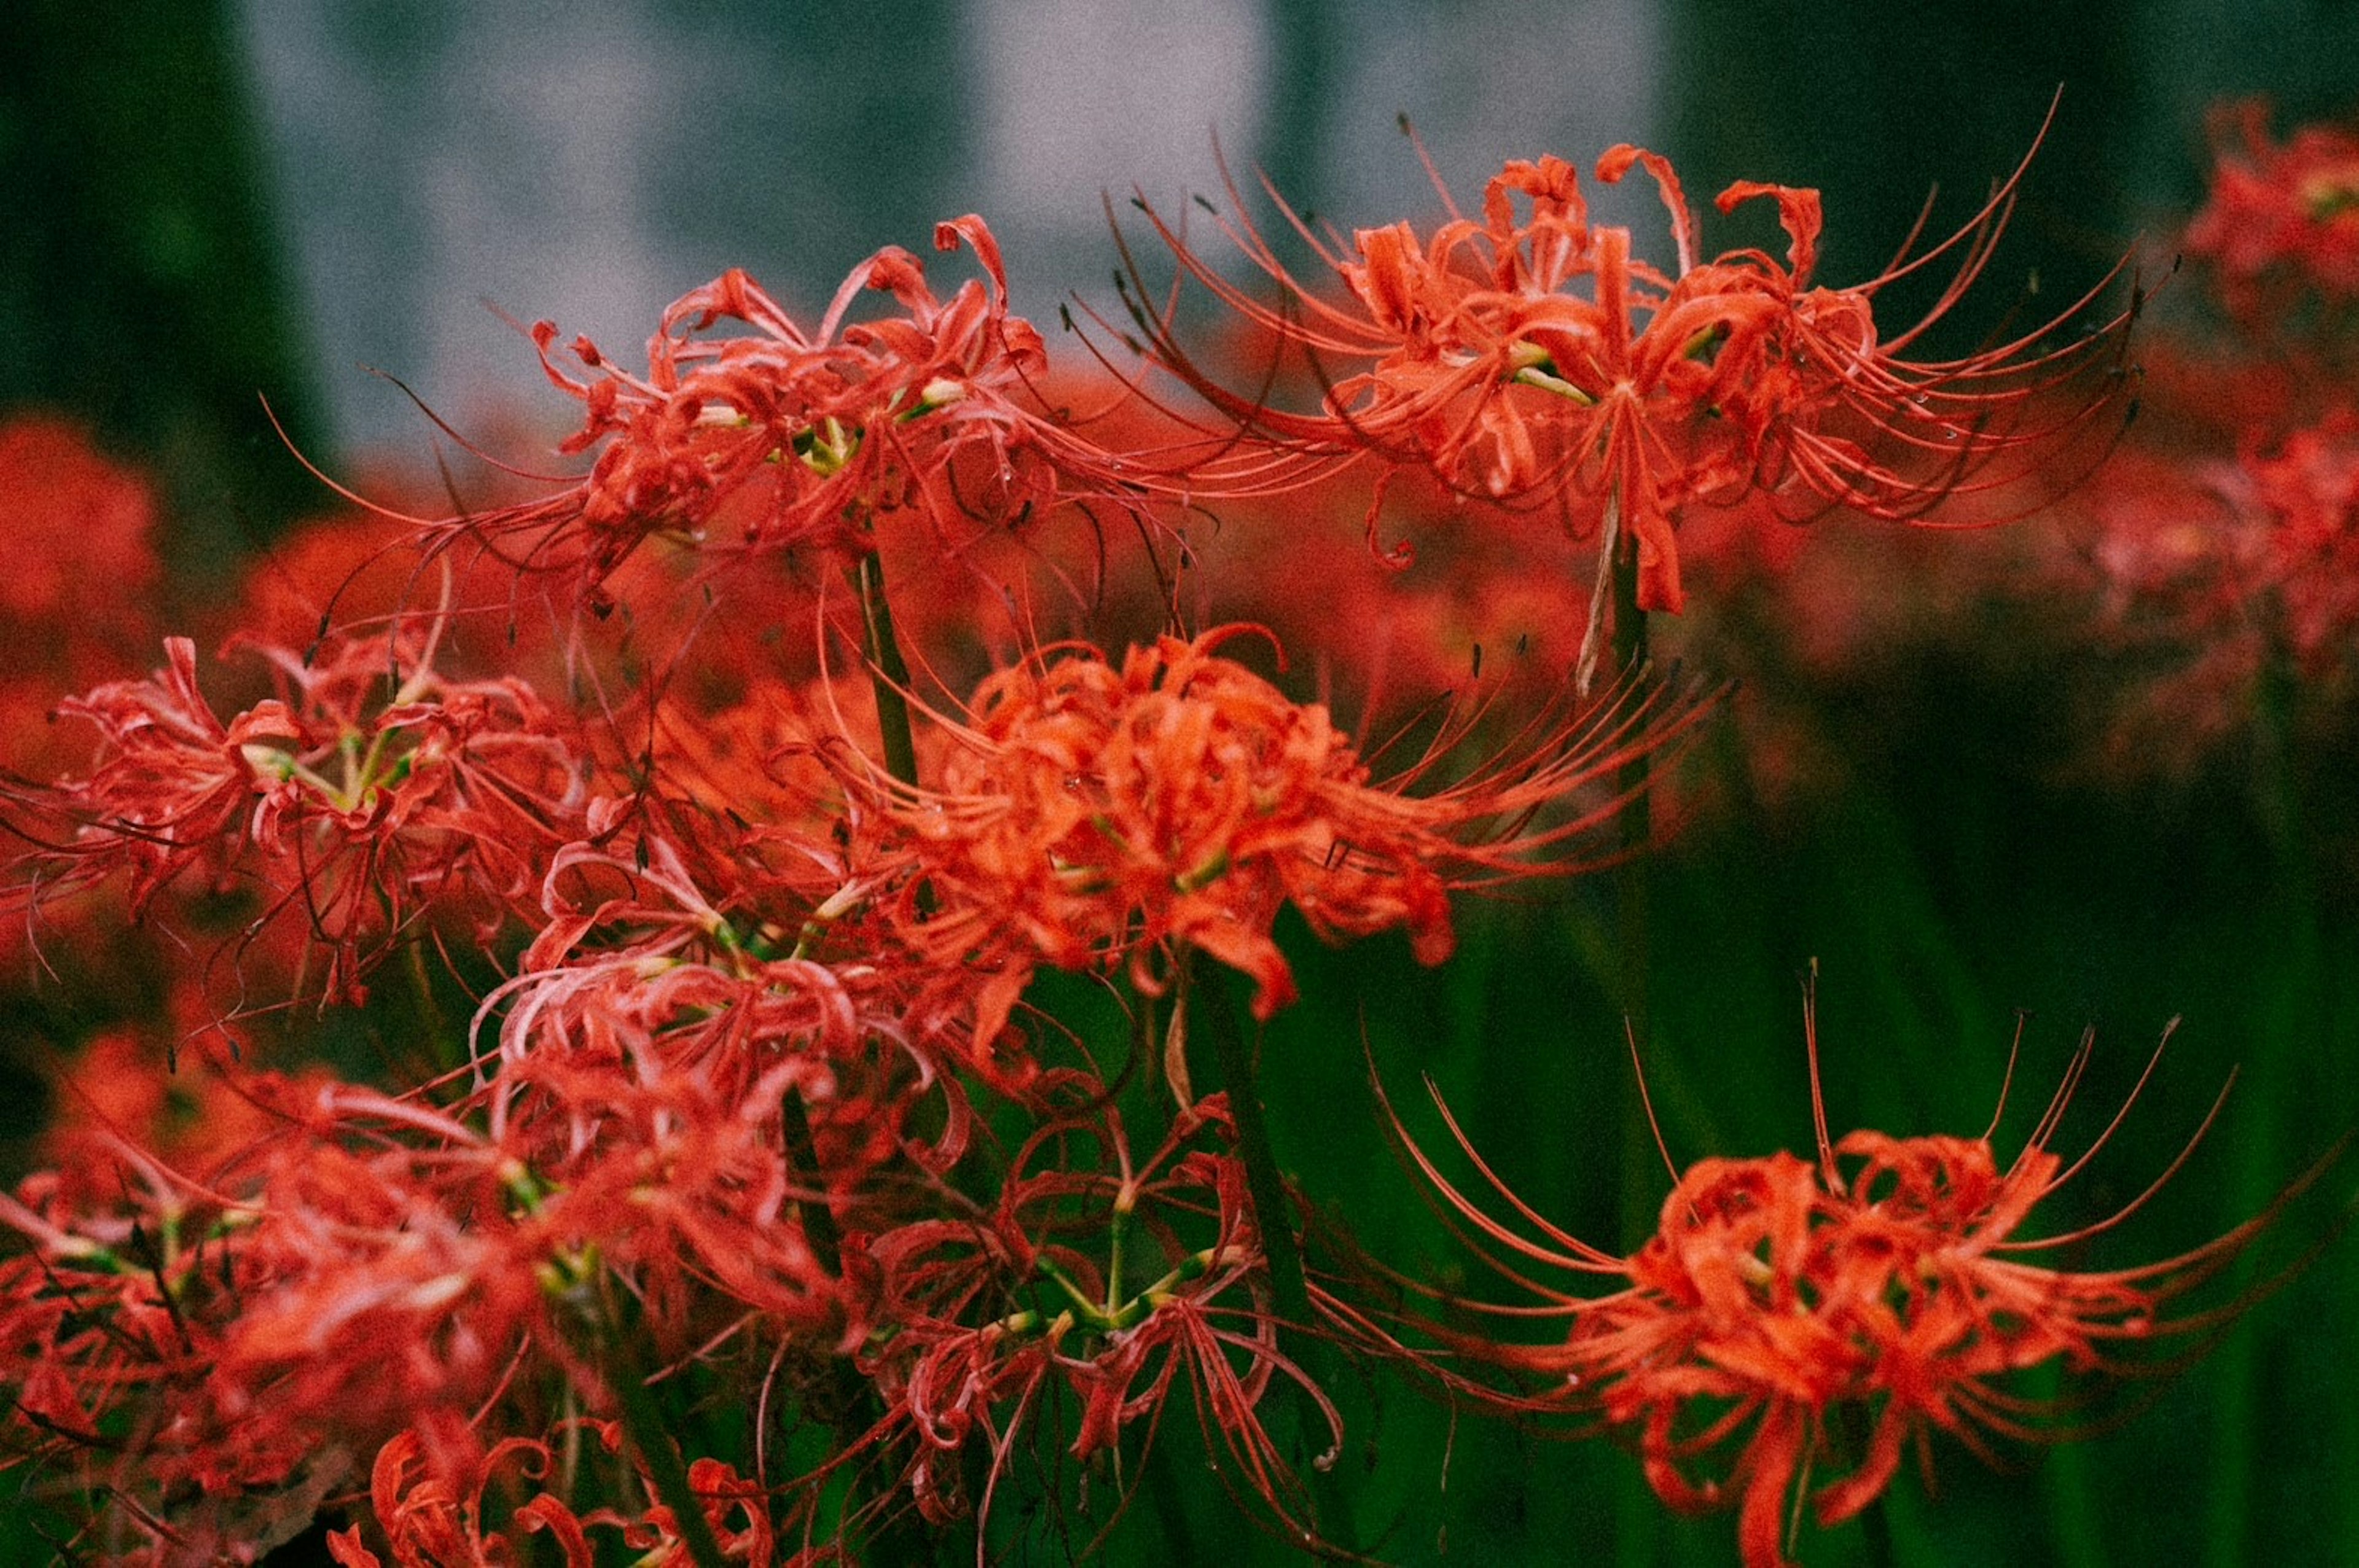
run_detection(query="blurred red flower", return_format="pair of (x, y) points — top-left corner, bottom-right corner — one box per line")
(2187, 101), (2359, 324)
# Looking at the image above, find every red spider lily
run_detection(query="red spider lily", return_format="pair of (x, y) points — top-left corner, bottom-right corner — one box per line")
(464, 1056), (858, 1343)
(481, 832), (995, 1134)
(2244, 409), (2359, 659)
(2186, 101), (2359, 325)
(2, 622), (589, 1005)
(2056, 407), (2359, 770)
(0, 1050), (877, 1552)
(821, 1090), (1344, 1556)
(1112, 128), (2135, 641)
(406, 216), (1142, 597)
(328, 1422), (785, 1567)
(851, 625), (1697, 1040)
(1382, 993), (2328, 1568)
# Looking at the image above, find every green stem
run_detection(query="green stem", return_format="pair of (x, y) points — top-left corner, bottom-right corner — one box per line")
(616, 1378), (732, 1568)
(853, 546), (938, 927)
(404, 940), (461, 1079)
(1608, 508), (1656, 1245)
(780, 1088), (840, 1274)
(852, 548), (921, 794)
(1146, 1425), (1213, 1560)
(2205, 624), (2310, 1568)
(593, 1282), (731, 1568)
(2040, 1372), (2107, 1568)
(1858, 1494), (1899, 1568)
(1193, 954), (1352, 1550)
(1610, 504), (1653, 1044)
(836, 545), (948, 1562)
(1197, 957), (1310, 1327)
(1831, 1404), (1899, 1568)
(617, 1377), (731, 1568)
(1606, 508), (1661, 1568)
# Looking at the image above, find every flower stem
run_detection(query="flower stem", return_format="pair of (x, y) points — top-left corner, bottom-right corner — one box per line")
(404, 940), (461, 1078)
(851, 547), (921, 794)
(1192, 954), (1353, 1550)
(1598, 490), (1665, 1567)
(1833, 1403), (1899, 1568)
(779, 1087), (840, 1273)
(852, 545), (939, 926)
(788, 542), (906, 1282)
(1608, 503), (1657, 1255)
(2205, 625), (2310, 1568)
(1195, 957), (1311, 1328)
(615, 1371), (732, 1568)
(1858, 1491), (1899, 1568)
(592, 1280), (731, 1568)
(1609, 500), (1652, 1038)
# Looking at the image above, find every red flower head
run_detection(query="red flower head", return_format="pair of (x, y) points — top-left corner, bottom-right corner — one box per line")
(2, 622), (589, 1007)
(0, 1053), (864, 1557)
(1385, 985), (2331, 1568)
(2186, 101), (2359, 326)
(1114, 124), (2134, 644)
(2242, 409), (2359, 662)
(0, 1076), (554, 1557)
(853, 625), (1694, 1043)
(328, 1422), (780, 1567)
(492, 811), (1004, 1069)
(423, 216), (1139, 599)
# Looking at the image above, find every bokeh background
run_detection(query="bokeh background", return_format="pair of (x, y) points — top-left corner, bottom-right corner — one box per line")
(3, 2), (2357, 1563)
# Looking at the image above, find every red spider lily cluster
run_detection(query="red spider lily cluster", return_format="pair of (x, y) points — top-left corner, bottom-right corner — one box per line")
(0, 111), (2334, 1568)
(6, 626), (588, 1008)
(2047, 409), (2359, 770)
(866, 626), (1679, 1040)
(1987, 103), (2359, 789)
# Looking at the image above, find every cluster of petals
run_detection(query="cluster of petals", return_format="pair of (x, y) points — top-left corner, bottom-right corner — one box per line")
(864, 626), (1685, 1036)
(327, 1422), (783, 1567)
(3, 626), (588, 1003)
(485, 830), (991, 1123)
(2065, 407), (2359, 763)
(1123, 139), (2134, 617)
(0, 1080), (546, 1556)
(2186, 101), (2359, 321)
(1394, 1015), (2292, 1568)
(2238, 409), (2359, 661)
(0, 1044), (893, 1558)
(467, 214), (1137, 589)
